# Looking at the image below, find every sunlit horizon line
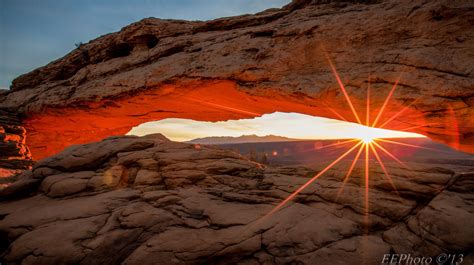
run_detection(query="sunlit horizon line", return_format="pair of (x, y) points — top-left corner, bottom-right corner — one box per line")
(127, 112), (427, 142)
(134, 131), (426, 143)
(181, 134), (425, 142)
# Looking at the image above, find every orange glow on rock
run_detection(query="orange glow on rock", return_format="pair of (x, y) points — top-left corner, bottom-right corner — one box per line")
(24, 80), (346, 159)
(19, 80), (384, 159)
(23, 78), (473, 160)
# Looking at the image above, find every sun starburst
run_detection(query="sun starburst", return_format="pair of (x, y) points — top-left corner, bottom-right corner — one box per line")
(258, 52), (440, 232)
(360, 135), (375, 144)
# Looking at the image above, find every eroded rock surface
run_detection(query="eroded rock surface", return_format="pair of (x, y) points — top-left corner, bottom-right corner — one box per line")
(1, 135), (473, 264)
(0, 0), (473, 159)
(0, 109), (33, 180)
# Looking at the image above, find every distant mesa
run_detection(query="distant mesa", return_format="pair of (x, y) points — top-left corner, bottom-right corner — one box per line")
(187, 134), (303, 145)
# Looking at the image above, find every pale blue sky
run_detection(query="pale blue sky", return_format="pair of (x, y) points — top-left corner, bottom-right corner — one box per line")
(0, 0), (289, 89)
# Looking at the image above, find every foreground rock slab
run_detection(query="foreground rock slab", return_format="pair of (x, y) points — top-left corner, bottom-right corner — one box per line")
(0, 134), (473, 264)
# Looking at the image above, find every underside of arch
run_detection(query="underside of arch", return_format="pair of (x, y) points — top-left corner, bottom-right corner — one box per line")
(0, 0), (473, 165)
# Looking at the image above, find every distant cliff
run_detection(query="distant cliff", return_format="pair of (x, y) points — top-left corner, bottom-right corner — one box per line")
(187, 134), (302, 144)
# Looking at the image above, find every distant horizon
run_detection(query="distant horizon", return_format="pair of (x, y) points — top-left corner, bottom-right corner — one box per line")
(127, 112), (426, 142)
(185, 133), (426, 142)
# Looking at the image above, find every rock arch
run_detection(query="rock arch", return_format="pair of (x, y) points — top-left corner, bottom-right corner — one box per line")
(0, 0), (473, 162)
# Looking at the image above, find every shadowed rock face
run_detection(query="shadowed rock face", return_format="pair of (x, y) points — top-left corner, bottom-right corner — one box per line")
(0, 110), (33, 178)
(0, 0), (473, 160)
(0, 135), (473, 264)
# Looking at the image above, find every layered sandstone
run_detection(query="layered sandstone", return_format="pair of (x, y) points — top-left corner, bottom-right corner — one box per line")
(0, 135), (473, 264)
(0, 0), (472, 161)
(0, 109), (33, 179)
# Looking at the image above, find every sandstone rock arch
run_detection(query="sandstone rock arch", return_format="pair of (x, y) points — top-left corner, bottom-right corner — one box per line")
(1, 0), (473, 161)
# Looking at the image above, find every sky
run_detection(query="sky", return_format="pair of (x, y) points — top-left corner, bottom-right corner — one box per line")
(0, 0), (289, 89)
(127, 112), (425, 141)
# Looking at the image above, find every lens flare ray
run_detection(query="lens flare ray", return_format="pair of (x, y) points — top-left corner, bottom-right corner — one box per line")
(257, 54), (440, 234)
(336, 143), (365, 201)
(371, 140), (409, 169)
(315, 139), (359, 150)
(324, 104), (349, 122)
(262, 141), (363, 220)
(372, 78), (400, 128)
(324, 52), (362, 124)
(366, 78), (370, 126)
(364, 142), (370, 231)
(378, 99), (418, 129)
(376, 138), (442, 152)
(369, 143), (399, 195)
(185, 96), (261, 116)
(397, 124), (435, 132)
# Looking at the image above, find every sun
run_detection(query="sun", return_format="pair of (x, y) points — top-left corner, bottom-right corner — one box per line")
(254, 49), (443, 231)
(360, 135), (375, 144)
